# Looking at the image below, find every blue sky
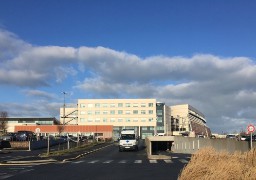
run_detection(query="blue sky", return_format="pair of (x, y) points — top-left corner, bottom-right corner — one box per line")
(0, 0), (256, 133)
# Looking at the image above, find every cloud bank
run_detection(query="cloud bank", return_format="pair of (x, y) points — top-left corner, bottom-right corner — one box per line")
(1, 29), (256, 133)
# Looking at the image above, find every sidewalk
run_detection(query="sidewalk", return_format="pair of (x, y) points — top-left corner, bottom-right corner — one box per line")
(0, 142), (114, 165)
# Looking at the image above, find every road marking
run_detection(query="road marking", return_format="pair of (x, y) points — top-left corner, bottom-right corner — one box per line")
(179, 159), (189, 163)
(164, 160), (173, 163)
(73, 160), (84, 164)
(118, 160), (127, 163)
(172, 157), (178, 159)
(88, 160), (99, 164)
(134, 160), (142, 163)
(149, 160), (157, 163)
(103, 160), (113, 164)
(0, 174), (14, 179)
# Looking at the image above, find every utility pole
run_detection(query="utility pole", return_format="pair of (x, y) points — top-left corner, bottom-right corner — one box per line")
(62, 92), (67, 125)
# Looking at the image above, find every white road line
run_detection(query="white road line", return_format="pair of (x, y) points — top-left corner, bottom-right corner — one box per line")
(88, 160), (99, 164)
(134, 160), (142, 163)
(118, 160), (127, 163)
(0, 174), (14, 179)
(149, 160), (157, 163)
(164, 160), (173, 163)
(103, 160), (113, 164)
(172, 157), (178, 159)
(179, 159), (189, 163)
(73, 160), (84, 164)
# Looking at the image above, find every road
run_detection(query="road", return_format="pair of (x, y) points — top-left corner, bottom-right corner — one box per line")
(0, 143), (190, 180)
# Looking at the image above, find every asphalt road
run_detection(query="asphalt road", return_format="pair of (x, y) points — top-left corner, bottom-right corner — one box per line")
(0, 143), (190, 180)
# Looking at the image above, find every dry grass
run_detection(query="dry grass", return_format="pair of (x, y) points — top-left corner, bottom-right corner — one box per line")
(178, 147), (256, 180)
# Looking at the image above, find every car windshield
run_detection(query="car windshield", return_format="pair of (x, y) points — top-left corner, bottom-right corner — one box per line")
(120, 134), (135, 140)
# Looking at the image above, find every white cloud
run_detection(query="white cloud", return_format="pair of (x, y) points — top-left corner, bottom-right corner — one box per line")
(1, 28), (256, 133)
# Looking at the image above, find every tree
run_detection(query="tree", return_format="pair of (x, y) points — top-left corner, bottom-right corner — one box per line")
(0, 111), (8, 134)
(57, 124), (65, 136)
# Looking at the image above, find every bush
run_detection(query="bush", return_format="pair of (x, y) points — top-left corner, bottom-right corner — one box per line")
(179, 147), (256, 180)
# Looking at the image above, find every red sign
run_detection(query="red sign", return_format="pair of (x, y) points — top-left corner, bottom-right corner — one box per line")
(247, 124), (255, 133)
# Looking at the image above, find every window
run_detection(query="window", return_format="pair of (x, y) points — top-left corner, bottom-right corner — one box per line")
(157, 117), (163, 122)
(142, 127), (147, 130)
(95, 118), (100, 122)
(125, 103), (131, 107)
(148, 110), (153, 114)
(157, 110), (163, 115)
(148, 118), (154, 122)
(110, 103), (115, 107)
(88, 104), (93, 108)
(103, 118), (108, 122)
(157, 126), (164, 130)
(80, 111), (86, 115)
(133, 118), (138, 122)
(133, 110), (138, 114)
(125, 118), (131, 122)
(102, 103), (108, 107)
(148, 103), (154, 107)
(118, 118), (123, 122)
(110, 110), (115, 115)
(95, 111), (100, 115)
(95, 103), (100, 108)
(110, 118), (115, 122)
(88, 118), (93, 122)
(125, 111), (131, 114)
(141, 103), (146, 107)
(103, 111), (108, 115)
(118, 103), (123, 107)
(149, 126), (155, 130)
(118, 110), (123, 114)
(87, 111), (93, 115)
(133, 103), (138, 107)
(141, 118), (146, 122)
(80, 118), (86, 122)
(141, 110), (146, 114)
(80, 104), (86, 108)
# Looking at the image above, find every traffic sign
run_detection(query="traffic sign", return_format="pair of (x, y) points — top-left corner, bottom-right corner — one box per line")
(247, 124), (255, 133)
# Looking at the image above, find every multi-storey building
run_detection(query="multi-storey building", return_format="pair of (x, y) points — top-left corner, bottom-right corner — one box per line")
(60, 99), (211, 139)
(60, 99), (157, 140)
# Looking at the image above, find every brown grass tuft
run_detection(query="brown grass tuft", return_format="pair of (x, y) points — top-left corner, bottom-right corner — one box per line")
(178, 147), (256, 180)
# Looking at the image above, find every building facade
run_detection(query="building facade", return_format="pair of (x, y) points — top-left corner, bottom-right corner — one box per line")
(60, 99), (211, 139)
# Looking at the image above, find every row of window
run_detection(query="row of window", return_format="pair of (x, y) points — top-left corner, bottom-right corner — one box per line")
(80, 110), (154, 115)
(80, 118), (155, 123)
(80, 103), (154, 108)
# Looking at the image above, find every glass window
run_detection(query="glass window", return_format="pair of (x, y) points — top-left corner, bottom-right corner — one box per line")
(141, 103), (146, 107)
(88, 118), (93, 122)
(142, 127), (147, 130)
(125, 118), (131, 122)
(125, 103), (131, 107)
(157, 126), (164, 130)
(80, 118), (86, 122)
(141, 110), (146, 114)
(118, 103), (123, 107)
(157, 117), (163, 122)
(80, 103), (86, 108)
(102, 103), (108, 107)
(148, 103), (154, 107)
(133, 103), (138, 107)
(95, 103), (100, 108)
(133, 110), (138, 114)
(95, 118), (100, 122)
(141, 118), (146, 122)
(110, 110), (115, 115)
(110, 103), (115, 107)
(118, 110), (123, 114)
(148, 118), (154, 122)
(133, 118), (138, 122)
(87, 111), (93, 115)
(80, 111), (86, 115)
(88, 104), (93, 108)
(103, 118), (108, 122)
(118, 118), (123, 122)
(103, 111), (108, 115)
(157, 110), (163, 115)
(125, 111), (131, 114)
(95, 111), (100, 115)
(150, 126), (155, 130)
(110, 118), (115, 122)
(148, 110), (153, 114)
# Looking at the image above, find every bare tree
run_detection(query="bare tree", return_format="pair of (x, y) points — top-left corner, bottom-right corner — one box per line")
(0, 111), (8, 134)
(57, 124), (65, 136)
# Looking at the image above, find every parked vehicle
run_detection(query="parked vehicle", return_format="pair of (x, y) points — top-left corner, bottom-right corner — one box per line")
(16, 131), (36, 141)
(0, 133), (17, 141)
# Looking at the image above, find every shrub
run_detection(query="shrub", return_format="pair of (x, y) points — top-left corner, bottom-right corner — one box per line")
(179, 147), (256, 180)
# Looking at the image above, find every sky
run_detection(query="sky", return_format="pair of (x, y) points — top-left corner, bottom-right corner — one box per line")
(0, 0), (256, 133)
